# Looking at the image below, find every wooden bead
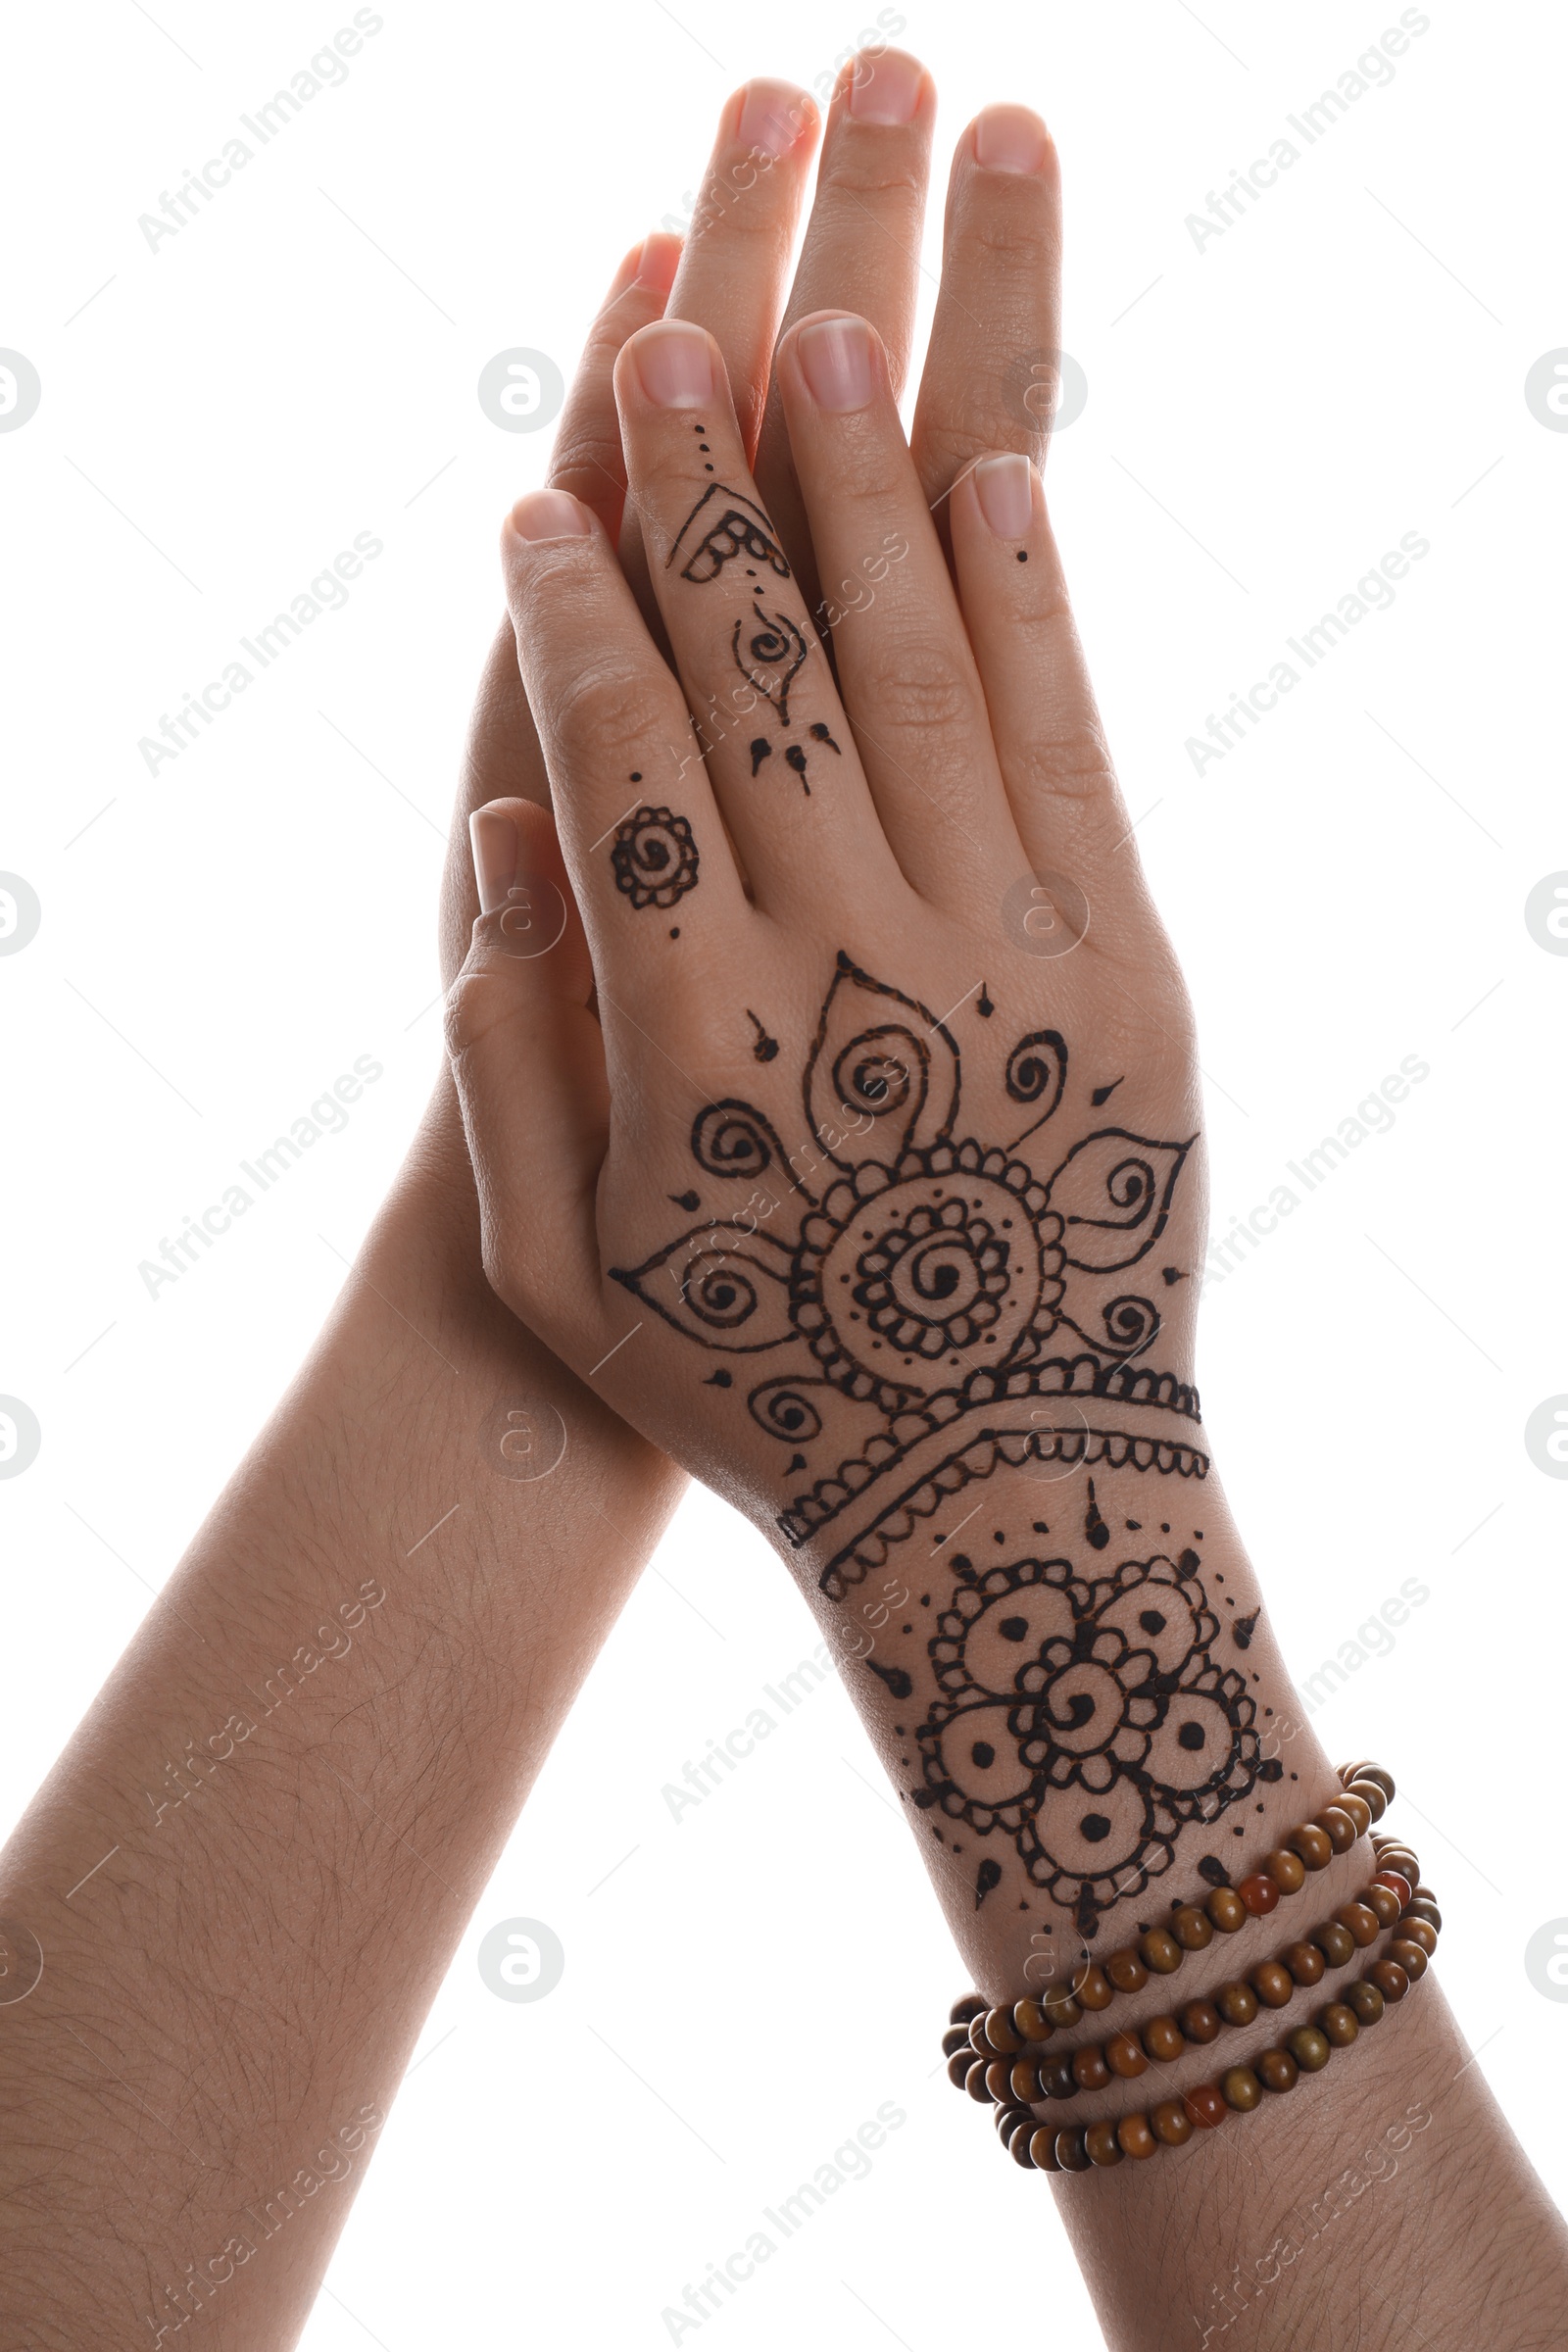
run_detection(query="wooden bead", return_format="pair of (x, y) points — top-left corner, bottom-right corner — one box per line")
(1221, 2065), (1263, 2112)
(968, 2016), (994, 2057)
(1042, 1990), (1084, 2031)
(1281, 1939), (1327, 1987)
(1038, 2055), (1078, 2101)
(1077, 1964), (1116, 2012)
(965, 2058), (994, 2102)
(1371, 1869), (1413, 1908)
(1178, 1998), (1223, 2046)
(1072, 2044), (1112, 2092)
(1012, 1998), (1054, 2043)
(1010, 2057), (1044, 2102)
(1151, 2098), (1194, 2147)
(1346, 1762), (1396, 1802)
(1105, 1948), (1148, 1993)
(1250, 1959), (1296, 2010)
(1104, 2030), (1149, 2080)
(942, 2025), (974, 2058)
(947, 2049), (974, 2088)
(1335, 1790), (1373, 1838)
(1238, 1874), (1281, 1917)
(1315, 1804), (1358, 1855)
(1030, 2125), (1063, 2172)
(1347, 1778), (1388, 1823)
(1313, 1921), (1356, 1970)
(1142, 2015), (1186, 2064)
(1140, 1927), (1184, 1975)
(1288, 1823), (1334, 1871)
(1318, 2001), (1360, 2047)
(950, 1993), (987, 2026)
(1055, 2128), (1093, 2172)
(1346, 1979), (1386, 2027)
(1404, 1896), (1443, 1932)
(1170, 1904), (1214, 1951)
(1263, 1848), (1306, 1895)
(1008, 2119), (1040, 2167)
(1397, 1916), (1438, 1957)
(1118, 2113), (1159, 2160)
(1366, 1958), (1410, 2003)
(1256, 2046), (1299, 2093)
(1364, 1885), (1403, 1930)
(1286, 2025), (1332, 2072)
(1335, 1901), (1381, 1949)
(1215, 1979), (1259, 2027)
(1377, 1846), (1420, 1882)
(996, 2102), (1032, 2139)
(1183, 2083), (1229, 2130)
(1085, 2120), (1125, 2168)
(985, 2059), (1013, 2103)
(985, 2004), (1023, 2052)
(1389, 1938), (1429, 1982)
(1205, 1886), (1249, 1935)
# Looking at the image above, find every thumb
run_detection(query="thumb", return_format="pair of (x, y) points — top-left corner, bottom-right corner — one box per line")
(444, 797), (611, 1352)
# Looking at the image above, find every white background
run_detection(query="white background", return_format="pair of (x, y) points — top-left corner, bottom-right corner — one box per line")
(3, 1), (1567, 2345)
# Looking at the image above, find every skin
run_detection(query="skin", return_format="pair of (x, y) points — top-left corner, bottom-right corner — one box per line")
(0, 58), (1079, 2348)
(447, 87), (1568, 2352)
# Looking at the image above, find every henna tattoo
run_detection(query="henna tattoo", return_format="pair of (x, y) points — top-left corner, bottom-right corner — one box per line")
(609, 954), (1203, 1592)
(975, 1857), (1003, 1908)
(977, 986), (994, 1018)
(746, 1011), (779, 1063)
(732, 601), (808, 725)
(667, 482), (791, 585)
(808, 721), (841, 754)
(1091, 1079), (1123, 1106)
(611, 808), (700, 910)
(784, 745), (810, 792)
(749, 737), (771, 776)
(912, 1537), (1261, 1935)
(1233, 1608), (1259, 1650)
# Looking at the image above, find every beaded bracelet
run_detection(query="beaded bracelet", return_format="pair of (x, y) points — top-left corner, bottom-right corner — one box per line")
(1022, 1877), (1442, 2174)
(943, 1761), (1398, 2088)
(953, 1857), (1428, 2112)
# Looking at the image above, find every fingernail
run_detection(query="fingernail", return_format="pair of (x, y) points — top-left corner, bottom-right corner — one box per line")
(973, 104), (1050, 173)
(974, 452), (1035, 540)
(736, 77), (811, 159)
(469, 808), (518, 916)
(636, 231), (682, 292)
(509, 490), (592, 541)
(848, 47), (924, 124)
(797, 316), (876, 414)
(631, 319), (715, 409)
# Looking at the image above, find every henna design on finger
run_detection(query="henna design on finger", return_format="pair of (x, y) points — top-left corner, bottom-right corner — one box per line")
(784, 745), (810, 792)
(610, 807), (700, 910)
(808, 721), (840, 754)
(746, 1011), (779, 1062)
(668, 481), (792, 585)
(732, 601), (808, 726)
(749, 737), (772, 775)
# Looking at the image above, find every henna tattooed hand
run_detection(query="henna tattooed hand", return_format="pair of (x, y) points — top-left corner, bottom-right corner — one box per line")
(452, 98), (1349, 1989)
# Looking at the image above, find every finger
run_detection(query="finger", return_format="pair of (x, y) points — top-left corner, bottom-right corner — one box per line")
(618, 81), (820, 625)
(445, 799), (612, 1348)
(910, 106), (1062, 536)
(774, 311), (1023, 905)
(613, 318), (902, 916)
(499, 486), (751, 983)
(949, 452), (1150, 930)
(440, 235), (682, 984)
(753, 48), (937, 623)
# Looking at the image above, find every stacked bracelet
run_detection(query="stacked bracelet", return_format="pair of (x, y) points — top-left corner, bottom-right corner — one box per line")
(941, 1760), (1441, 2177)
(943, 1761), (1396, 2095)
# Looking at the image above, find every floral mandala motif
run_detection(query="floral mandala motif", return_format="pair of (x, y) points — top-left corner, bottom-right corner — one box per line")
(913, 1547), (1265, 1932)
(610, 807), (700, 910)
(609, 954), (1202, 1592)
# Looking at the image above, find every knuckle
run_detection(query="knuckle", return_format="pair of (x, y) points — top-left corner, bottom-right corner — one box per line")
(442, 968), (500, 1065)
(859, 639), (975, 733)
(1009, 722), (1117, 804)
(814, 153), (925, 210)
(549, 424), (624, 506)
(547, 660), (659, 772)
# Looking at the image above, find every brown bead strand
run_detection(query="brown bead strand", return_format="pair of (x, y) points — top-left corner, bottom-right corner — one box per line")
(1041, 1881), (1441, 2174)
(947, 1760), (1395, 2082)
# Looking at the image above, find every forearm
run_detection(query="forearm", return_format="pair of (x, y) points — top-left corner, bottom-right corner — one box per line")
(0, 1083), (682, 2348)
(791, 1455), (1567, 2350)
